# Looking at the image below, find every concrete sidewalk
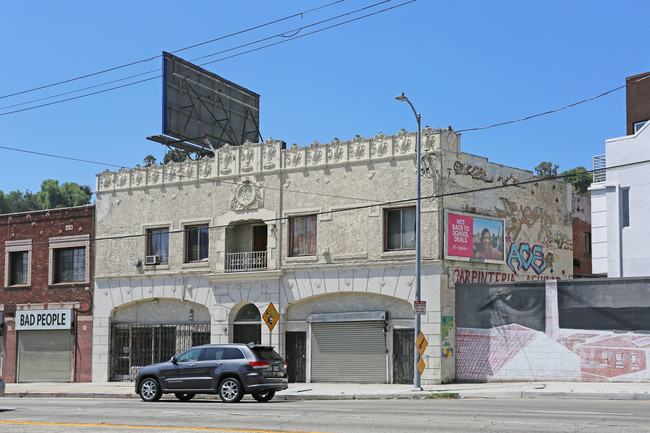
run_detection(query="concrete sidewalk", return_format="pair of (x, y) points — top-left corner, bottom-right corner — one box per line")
(5, 380), (650, 401)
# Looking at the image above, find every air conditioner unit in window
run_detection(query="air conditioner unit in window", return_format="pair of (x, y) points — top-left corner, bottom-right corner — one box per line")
(145, 255), (160, 265)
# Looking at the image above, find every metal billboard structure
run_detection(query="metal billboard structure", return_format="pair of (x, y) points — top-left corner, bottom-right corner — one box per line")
(147, 52), (261, 156)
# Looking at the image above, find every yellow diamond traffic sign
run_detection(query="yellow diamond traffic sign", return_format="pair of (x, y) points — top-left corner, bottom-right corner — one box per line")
(262, 303), (279, 331)
(415, 332), (428, 356)
(418, 357), (426, 375)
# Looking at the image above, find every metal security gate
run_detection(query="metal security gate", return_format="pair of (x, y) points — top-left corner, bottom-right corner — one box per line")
(311, 321), (387, 383)
(17, 330), (73, 382)
(392, 328), (414, 384)
(110, 323), (209, 381)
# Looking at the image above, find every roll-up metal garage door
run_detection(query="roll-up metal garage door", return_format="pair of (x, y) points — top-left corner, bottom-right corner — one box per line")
(311, 321), (386, 383)
(18, 330), (73, 382)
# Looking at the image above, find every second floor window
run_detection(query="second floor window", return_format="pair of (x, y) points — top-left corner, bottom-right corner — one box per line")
(55, 247), (86, 282)
(186, 224), (209, 262)
(10, 251), (28, 285)
(290, 215), (317, 256)
(147, 228), (169, 264)
(385, 207), (416, 250)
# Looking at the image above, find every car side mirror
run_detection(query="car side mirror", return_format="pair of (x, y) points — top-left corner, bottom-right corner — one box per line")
(170, 356), (178, 364)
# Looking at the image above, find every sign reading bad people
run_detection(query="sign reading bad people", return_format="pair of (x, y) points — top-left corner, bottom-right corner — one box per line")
(15, 309), (73, 330)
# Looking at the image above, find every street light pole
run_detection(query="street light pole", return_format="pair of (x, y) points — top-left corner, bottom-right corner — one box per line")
(395, 92), (422, 391)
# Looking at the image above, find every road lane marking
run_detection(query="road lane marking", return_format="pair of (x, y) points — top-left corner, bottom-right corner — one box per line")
(0, 420), (331, 433)
(523, 410), (634, 416)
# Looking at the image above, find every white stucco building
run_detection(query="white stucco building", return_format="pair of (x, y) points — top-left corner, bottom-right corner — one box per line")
(91, 128), (572, 384)
(591, 121), (650, 277)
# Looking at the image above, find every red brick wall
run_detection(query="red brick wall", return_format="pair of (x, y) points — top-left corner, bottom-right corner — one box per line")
(0, 206), (94, 382)
(572, 195), (592, 277)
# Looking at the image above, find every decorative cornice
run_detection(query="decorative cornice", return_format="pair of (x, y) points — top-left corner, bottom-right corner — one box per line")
(96, 129), (459, 193)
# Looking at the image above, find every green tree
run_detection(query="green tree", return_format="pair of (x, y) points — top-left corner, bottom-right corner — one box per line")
(143, 155), (157, 166)
(534, 161), (559, 178)
(561, 166), (592, 195)
(163, 148), (188, 164)
(0, 180), (92, 214)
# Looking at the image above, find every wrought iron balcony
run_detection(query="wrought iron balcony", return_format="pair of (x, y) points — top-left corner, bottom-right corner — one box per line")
(593, 154), (606, 182)
(225, 251), (267, 272)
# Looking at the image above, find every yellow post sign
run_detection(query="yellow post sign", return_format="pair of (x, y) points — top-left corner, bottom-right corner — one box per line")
(262, 303), (279, 331)
(418, 357), (426, 375)
(415, 332), (428, 356)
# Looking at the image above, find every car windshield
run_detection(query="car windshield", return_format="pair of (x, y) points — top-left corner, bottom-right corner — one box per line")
(251, 347), (283, 361)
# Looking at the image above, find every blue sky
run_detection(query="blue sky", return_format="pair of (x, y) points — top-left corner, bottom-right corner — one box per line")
(2, 1), (649, 196)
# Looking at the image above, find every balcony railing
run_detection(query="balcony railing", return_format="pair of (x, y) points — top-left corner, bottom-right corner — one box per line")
(226, 251), (267, 272)
(593, 154), (606, 182)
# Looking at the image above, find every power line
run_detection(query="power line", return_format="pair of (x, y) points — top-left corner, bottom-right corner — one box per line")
(456, 74), (650, 133)
(0, 144), (385, 204)
(0, 0), (346, 101)
(12, 156), (650, 249)
(0, 0), (407, 114)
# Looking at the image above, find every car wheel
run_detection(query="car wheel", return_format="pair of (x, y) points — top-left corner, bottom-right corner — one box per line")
(139, 378), (162, 402)
(218, 377), (243, 403)
(252, 390), (275, 402)
(174, 393), (195, 402)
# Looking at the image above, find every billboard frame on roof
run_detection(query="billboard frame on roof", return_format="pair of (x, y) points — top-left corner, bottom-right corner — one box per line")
(159, 52), (261, 152)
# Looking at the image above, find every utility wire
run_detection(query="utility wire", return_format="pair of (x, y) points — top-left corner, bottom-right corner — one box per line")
(0, 144), (384, 204)
(13, 156), (650, 248)
(0, 0), (346, 100)
(457, 74), (650, 133)
(0, 0), (403, 112)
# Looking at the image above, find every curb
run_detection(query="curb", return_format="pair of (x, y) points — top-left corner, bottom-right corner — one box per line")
(5, 390), (650, 401)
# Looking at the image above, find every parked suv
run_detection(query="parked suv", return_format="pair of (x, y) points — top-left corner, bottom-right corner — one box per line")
(134, 343), (288, 403)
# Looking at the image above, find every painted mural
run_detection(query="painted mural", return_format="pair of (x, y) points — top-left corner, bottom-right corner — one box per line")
(456, 279), (650, 382)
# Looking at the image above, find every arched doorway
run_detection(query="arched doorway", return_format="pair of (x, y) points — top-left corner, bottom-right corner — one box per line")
(109, 299), (210, 381)
(233, 303), (261, 344)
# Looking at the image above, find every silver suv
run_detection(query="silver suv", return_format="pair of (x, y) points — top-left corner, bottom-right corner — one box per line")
(135, 343), (288, 403)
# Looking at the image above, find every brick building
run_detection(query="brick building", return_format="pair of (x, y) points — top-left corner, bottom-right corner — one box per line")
(572, 194), (593, 277)
(0, 205), (94, 382)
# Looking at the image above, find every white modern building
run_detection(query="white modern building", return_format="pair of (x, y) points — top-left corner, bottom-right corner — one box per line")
(590, 72), (650, 277)
(591, 122), (650, 276)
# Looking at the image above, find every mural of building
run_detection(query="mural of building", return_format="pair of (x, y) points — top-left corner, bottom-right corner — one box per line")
(0, 205), (94, 383)
(92, 128), (572, 384)
(456, 278), (650, 382)
(591, 71), (650, 277)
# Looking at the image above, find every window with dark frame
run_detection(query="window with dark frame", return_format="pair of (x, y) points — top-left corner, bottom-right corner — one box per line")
(289, 215), (317, 256)
(147, 228), (169, 264)
(55, 247), (86, 283)
(185, 224), (209, 262)
(385, 207), (416, 251)
(584, 232), (591, 256)
(622, 188), (630, 227)
(9, 251), (28, 285)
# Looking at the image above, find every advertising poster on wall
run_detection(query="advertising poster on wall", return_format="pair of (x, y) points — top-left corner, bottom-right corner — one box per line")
(445, 210), (505, 263)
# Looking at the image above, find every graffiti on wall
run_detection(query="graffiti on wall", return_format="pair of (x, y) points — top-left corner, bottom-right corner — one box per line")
(495, 197), (555, 243)
(453, 161), (518, 186)
(506, 243), (546, 275)
(451, 268), (559, 284)
(441, 316), (455, 357)
(456, 281), (650, 382)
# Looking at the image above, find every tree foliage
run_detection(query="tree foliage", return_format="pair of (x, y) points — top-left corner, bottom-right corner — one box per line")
(163, 148), (188, 164)
(561, 166), (592, 195)
(0, 179), (92, 215)
(534, 161), (559, 178)
(534, 161), (593, 196)
(143, 155), (157, 167)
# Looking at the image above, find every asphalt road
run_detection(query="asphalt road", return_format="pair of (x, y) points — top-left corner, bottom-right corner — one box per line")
(1, 396), (650, 432)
